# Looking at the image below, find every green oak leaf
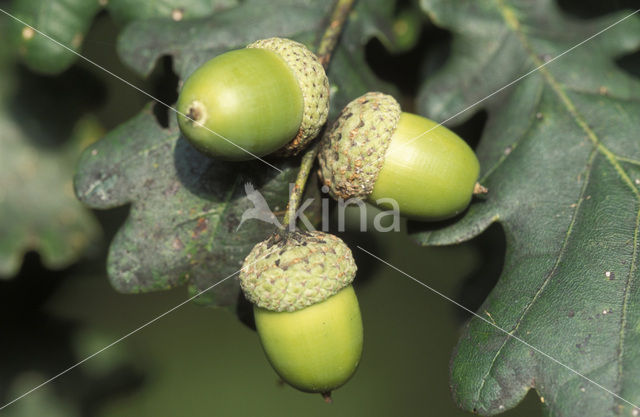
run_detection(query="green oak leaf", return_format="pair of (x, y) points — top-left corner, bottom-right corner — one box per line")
(74, 106), (300, 306)
(0, 46), (102, 277)
(7, 0), (102, 74)
(411, 0), (640, 415)
(106, 0), (239, 25)
(116, 0), (399, 114)
(116, 0), (333, 78)
(5, 0), (238, 75)
(74, 0), (399, 306)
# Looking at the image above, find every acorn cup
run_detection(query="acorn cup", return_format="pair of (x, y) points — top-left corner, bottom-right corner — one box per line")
(176, 37), (329, 160)
(239, 231), (363, 400)
(318, 92), (482, 221)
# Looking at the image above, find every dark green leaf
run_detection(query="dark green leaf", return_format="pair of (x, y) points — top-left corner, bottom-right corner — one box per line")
(74, 106), (298, 306)
(106, 0), (239, 26)
(6, 0), (241, 75)
(8, 0), (102, 74)
(116, 0), (398, 109)
(116, 0), (333, 78)
(412, 0), (640, 415)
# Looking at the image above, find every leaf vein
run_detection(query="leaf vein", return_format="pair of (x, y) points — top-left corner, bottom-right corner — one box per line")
(474, 144), (597, 405)
(496, 0), (640, 200)
(615, 200), (640, 397)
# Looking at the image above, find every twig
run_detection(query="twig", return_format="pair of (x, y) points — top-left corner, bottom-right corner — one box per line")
(283, 143), (320, 228)
(282, 0), (356, 229)
(317, 0), (357, 67)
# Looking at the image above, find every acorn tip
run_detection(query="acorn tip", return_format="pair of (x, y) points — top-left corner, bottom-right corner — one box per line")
(321, 391), (333, 404)
(473, 182), (488, 195)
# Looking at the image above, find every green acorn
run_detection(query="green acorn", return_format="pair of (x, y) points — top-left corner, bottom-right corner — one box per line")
(318, 92), (482, 221)
(239, 231), (362, 399)
(176, 37), (329, 160)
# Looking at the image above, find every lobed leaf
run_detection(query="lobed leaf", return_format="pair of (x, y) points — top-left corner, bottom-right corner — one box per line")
(8, 0), (102, 74)
(411, 0), (640, 415)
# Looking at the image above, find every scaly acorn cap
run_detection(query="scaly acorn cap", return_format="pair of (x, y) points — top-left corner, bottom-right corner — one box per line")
(239, 231), (356, 313)
(318, 92), (401, 200)
(247, 38), (329, 156)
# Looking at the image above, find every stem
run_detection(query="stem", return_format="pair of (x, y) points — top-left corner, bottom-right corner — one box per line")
(283, 144), (319, 228)
(316, 0), (357, 67)
(321, 391), (333, 403)
(282, 0), (356, 230)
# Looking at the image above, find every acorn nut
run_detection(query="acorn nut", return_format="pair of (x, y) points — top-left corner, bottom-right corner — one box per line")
(239, 231), (362, 398)
(318, 92), (481, 220)
(177, 37), (329, 160)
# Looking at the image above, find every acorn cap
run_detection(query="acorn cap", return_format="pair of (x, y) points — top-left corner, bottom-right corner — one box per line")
(318, 92), (401, 200)
(247, 38), (329, 156)
(239, 231), (356, 312)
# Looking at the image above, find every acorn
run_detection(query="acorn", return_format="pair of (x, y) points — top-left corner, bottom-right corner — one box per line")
(318, 92), (481, 221)
(176, 37), (329, 160)
(239, 231), (362, 399)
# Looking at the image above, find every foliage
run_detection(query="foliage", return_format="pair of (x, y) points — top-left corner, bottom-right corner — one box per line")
(0, 30), (101, 277)
(411, 0), (640, 415)
(1, 0), (640, 415)
(7, 0), (240, 75)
